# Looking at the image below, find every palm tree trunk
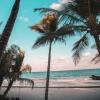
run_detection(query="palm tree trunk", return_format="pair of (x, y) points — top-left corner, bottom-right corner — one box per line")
(93, 35), (100, 56)
(0, 0), (20, 63)
(3, 78), (14, 97)
(0, 77), (3, 88)
(45, 41), (52, 100)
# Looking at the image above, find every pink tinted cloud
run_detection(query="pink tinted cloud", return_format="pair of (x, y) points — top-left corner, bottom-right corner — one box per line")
(29, 53), (100, 72)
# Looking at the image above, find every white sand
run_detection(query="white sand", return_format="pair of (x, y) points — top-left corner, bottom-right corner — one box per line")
(1, 77), (100, 100)
(0, 87), (100, 100)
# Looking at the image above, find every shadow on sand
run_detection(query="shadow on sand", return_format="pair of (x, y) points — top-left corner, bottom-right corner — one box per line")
(0, 95), (21, 100)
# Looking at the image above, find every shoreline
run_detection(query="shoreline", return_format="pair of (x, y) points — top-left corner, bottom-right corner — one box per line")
(1, 85), (100, 88)
(2, 76), (100, 88)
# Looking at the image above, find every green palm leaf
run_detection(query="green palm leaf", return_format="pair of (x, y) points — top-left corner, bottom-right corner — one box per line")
(0, 22), (2, 26)
(34, 8), (58, 14)
(32, 35), (50, 48)
(30, 24), (45, 33)
(91, 54), (100, 64)
(91, 44), (96, 49)
(55, 25), (74, 38)
(33, 33), (66, 49)
(72, 34), (89, 65)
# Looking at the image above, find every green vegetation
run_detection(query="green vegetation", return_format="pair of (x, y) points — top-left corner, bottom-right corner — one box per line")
(34, 0), (100, 65)
(30, 13), (66, 100)
(30, 0), (100, 100)
(0, 45), (34, 97)
(0, 0), (100, 100)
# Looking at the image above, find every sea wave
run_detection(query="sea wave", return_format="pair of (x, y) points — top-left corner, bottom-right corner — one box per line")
(2, 76), (100, 88)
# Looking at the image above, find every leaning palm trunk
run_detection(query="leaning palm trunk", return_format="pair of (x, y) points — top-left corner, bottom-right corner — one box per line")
(3, 77), (34, 97)
(3, 78), (15, 97)
(45, 41), (52, 100)
(0, 0), (20, 63)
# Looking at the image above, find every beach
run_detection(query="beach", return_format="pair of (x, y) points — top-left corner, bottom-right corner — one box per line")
(0, 76), (100, 100)
(0, 87), (100, 100)
(1, 77), (100, 88)
(1, 70), (100, 100)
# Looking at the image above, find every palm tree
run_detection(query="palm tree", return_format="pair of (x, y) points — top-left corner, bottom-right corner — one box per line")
(2, 45), (34, 97)
(33, 0), (100, 65)
(0, 0), (20, 91)
(21, 64), (32, 72)
(31, 14), (57, 100)
(0, 0), (20, 63)
(30, 14), (69, 100)
(65, 0), (100, 64)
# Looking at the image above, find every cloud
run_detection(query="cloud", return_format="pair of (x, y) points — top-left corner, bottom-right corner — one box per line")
(50, 3), (63, 10)
(19, 16), (29, 23)
(59, 0), (72, 4)
(24, 54), (100, 71)
(83, 52), (91, 57)
(50, 0), (72, 10)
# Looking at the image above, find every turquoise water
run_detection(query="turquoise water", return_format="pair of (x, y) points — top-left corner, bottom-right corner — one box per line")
(21, 68), (100, 79)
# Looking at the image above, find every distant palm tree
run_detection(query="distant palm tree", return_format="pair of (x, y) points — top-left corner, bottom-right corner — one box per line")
(22, 64), (32, 72)
(30, 14), (70, 100)
(0, 0), (20, 63)
(33, 0), (100, 65)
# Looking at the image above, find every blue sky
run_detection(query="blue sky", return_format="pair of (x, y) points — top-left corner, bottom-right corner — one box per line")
(0, 0), (99, 71)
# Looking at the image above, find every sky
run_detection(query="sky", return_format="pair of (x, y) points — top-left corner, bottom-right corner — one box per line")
(0, 0), (100, 72)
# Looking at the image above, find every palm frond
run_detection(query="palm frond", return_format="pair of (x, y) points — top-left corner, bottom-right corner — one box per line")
(59, 11), (85, 25)
(91, 54), (100, 64)
(55, 24), (88, 39)
(32, 35), (50, 49)
(73, 25), (88, 33)
(34, 8), (59, 15)
(18, 78), (34, 88)
(55, 25), (74, 39)
(30, 24), (45, 33)
(91, 44), (96, 49)
(72, 0), (100, 16)
(58, 0), (100, 26)
(72, 34), (89, 65)
(32, 31), (67, 49)
(0, 22), (2, 26)
(53, 36), (66, 44)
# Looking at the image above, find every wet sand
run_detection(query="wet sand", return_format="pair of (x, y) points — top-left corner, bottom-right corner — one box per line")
(0, 87), (100, 100)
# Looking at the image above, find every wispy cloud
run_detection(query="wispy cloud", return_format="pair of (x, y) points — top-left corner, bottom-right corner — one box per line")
(19, 16), (29, 23)
(83, 52), (91, 57)
(26, 54), (100, 71)
(59, 0), (71, 4)
(50, 0), (72, 10)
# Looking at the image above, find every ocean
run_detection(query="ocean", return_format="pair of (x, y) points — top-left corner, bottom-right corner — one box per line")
(21, 68), (100, 79)
(2, 68), (100, 87)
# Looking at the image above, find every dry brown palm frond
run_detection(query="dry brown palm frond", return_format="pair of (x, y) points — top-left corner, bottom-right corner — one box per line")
(30, 14), (58, 34)
(30, 24), (45, 33)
